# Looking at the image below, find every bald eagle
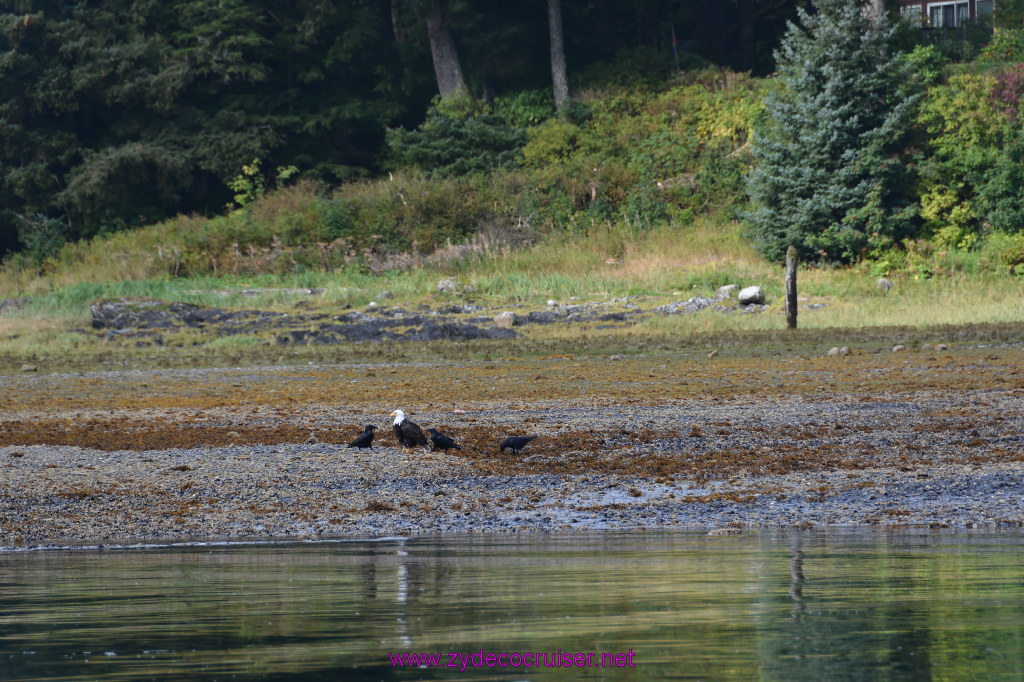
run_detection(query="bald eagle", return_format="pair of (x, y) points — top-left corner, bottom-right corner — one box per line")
(390, 409), (430, 450)
(427, 427), (461, 454)
(347, 424), (377, 450)
(500, 435), (537, 455)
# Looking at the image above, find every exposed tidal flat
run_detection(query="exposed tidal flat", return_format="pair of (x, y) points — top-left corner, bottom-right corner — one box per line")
(2, 342), (1023, 549)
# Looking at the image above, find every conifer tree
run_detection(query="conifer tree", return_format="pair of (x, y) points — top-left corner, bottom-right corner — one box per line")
(744, 0), (921, 263)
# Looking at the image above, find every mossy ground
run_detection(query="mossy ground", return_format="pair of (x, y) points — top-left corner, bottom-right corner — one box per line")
(3, 341), (1023, 546)
(4, 343), (1022, 482)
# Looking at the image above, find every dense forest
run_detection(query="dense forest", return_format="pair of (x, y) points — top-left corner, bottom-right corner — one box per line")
(0, 0), (812, 258)
(6, 0), (1024, 278)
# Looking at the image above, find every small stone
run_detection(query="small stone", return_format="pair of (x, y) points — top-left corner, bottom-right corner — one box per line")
(707, 350), (719, 358)
(437, 277), (461, 293)
(827, 347), (840, 357)
(379, 290), (394, 300)
(494, 311), (516, 328)
(609, 354), (623, 361)
(715, 284), (738, 299)
(655, 296), (716, 315)
(935, 343), (950, 351)
(839, 346), (851, 356)
(366, 301), (378, 309)
(20, 364), (37, 373)
(547, 299), (558, 307)
(892, 344), (907, 352)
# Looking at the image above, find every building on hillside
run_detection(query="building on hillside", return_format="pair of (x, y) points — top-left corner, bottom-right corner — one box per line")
(896, 0), (994, 28)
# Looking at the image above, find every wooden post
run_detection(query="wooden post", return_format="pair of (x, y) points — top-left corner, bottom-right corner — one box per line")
(785, 245), (798, 330)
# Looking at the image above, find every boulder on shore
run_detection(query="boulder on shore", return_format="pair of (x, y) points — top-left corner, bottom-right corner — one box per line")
(738, 286), (765, 305)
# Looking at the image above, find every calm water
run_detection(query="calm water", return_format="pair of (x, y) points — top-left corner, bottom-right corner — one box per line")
(2, 531), (1024, 681)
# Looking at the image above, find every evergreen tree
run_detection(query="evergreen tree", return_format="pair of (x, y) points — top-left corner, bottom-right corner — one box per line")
(744, 0), (921, 263)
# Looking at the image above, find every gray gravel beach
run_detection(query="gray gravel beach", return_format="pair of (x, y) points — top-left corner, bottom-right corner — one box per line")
(3, 353), (1023, 549)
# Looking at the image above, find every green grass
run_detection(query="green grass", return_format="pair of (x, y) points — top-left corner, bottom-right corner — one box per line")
(2, 210), (1022, 373)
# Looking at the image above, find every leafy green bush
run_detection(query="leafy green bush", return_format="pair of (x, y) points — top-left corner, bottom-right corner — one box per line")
(521, 119), (581, 169)
(492, 90), (556, 127)
(975, 133), (1024, 233)
(385, 96), (526, 177)
(560, 98), (593, 126)
(980, 27), (1024, 62)
(916, 67), (1024, 240)
(13, 213), (71, 266)
(987, 231), (1024, 274)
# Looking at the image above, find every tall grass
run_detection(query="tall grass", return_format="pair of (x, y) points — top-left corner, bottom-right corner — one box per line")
(4, 208), (1022, 332)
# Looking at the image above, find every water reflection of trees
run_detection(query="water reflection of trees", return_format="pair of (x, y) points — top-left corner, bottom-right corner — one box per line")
(5, 534), (1024, 680)
(757, 533), (1024, 680)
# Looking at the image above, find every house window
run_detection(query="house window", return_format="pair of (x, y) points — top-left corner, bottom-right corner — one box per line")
(977, 0), (994, 16)
(900, 4), (922, 20)
(929, 1), (970, 28)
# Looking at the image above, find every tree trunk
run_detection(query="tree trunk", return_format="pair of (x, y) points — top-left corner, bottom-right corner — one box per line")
(863, 0), (886, 19)
(785, 245), (798, 330)
(426, 0), (466, 99)
(390, 0), (404, 43)
(547, 0), (568, 111)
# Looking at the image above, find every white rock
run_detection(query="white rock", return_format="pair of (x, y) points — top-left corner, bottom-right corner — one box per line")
(494, 311), (516, 328)
(437, 277), (460, 293)
(738, 286), (765, 305)
(715, 284), (738, 299)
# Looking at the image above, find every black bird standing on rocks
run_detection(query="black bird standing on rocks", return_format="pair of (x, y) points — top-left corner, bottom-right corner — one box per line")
(347, 425), (377, 450)
(390, 409), (431, 451)
(427, 428), (461, 454)
(500, 435), (538, 455)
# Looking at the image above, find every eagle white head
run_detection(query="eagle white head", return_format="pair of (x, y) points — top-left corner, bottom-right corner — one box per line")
(390, 409), (406, 425)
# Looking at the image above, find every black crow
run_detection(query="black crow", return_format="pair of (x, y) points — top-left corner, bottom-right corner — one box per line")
(500, 435), (538, 455)
(427, 427), (461, 453)
(347, 424), (377, 450)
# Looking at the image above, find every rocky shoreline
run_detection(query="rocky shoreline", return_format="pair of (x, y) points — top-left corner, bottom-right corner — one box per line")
(84, 286), (777, 347)
(3, 353), (1023, 549)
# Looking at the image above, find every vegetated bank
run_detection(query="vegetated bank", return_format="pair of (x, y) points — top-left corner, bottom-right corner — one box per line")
(4, 34), (1024, 365)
